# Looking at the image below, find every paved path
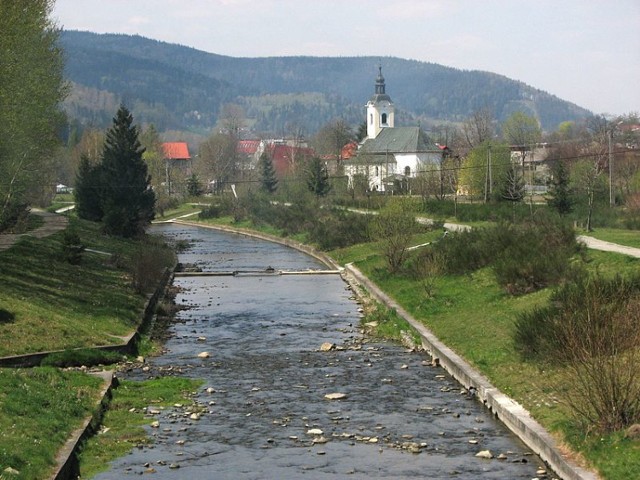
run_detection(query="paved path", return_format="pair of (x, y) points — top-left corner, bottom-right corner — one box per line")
(0, 209), (68, 252)
(577, 235), (640, 258)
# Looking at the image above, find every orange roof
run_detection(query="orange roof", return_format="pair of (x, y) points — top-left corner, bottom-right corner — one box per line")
(162, 142), (191, 160)
(237, 140), (261, 155)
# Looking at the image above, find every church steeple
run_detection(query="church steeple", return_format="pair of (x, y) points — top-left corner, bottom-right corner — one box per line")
(366, 64), (394, 139)
(375, 64), (385, 95)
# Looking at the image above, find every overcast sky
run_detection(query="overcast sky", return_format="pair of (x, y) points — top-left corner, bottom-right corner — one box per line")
(53, 0), (639, 117)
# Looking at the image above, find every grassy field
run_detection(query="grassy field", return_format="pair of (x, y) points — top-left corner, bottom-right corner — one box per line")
(0, 367), (104, 478)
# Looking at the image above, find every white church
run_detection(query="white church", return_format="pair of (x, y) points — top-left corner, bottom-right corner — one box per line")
(344, 66), (442, 192)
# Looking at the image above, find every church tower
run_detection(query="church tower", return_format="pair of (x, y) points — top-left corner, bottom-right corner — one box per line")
(366, 65), (395, 140)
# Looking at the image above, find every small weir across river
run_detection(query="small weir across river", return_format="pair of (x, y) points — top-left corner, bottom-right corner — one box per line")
(95, 223), (553, 479)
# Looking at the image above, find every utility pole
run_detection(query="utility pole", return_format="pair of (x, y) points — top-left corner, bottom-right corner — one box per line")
(609, 128), (614, 206)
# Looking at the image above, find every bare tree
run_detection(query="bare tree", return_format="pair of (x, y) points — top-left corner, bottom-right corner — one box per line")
(461, 107), (495, 150)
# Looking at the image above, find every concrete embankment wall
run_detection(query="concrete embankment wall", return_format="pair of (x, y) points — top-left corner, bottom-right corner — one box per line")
(174, 220), (599, 480)
(343, 264), (598, 480)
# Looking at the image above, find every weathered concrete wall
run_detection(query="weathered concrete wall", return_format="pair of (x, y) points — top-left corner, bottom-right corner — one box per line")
(343, 263), (599, 480)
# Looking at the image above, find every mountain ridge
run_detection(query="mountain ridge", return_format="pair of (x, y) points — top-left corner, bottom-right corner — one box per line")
(60, 30), (592, 137)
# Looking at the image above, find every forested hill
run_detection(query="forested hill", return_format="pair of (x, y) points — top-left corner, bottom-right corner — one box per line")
(60, 30), (592, 136)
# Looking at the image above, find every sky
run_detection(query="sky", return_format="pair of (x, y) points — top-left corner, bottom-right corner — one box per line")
(53, 0), (640, 117)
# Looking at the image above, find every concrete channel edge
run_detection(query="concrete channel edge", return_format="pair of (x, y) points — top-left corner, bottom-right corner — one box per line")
(344, 263), (599, 480)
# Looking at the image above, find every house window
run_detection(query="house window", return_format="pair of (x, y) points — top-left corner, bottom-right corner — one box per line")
(404, 166), (411, 176)
(381, 113), (387, 125)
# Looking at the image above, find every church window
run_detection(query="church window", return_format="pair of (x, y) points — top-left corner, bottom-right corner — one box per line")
(404, 166), (411, 176)
(381, 113), (387, 125)
(375, 166), (379, 176)
(369, 113), (373, 125)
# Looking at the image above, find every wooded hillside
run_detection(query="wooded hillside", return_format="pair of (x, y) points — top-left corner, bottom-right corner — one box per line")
(60, 30), (592, 136)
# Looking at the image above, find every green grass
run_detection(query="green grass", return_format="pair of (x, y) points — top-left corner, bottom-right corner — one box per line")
(78, 376), (203, 478)
(0, 367), (104, 479)
(0, 217), (166, 356)
(580, 227), (640, 248)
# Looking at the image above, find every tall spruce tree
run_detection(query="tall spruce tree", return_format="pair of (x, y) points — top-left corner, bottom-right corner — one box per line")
(100, 105), (155, 237)
(74, 154), (103, 221)
(306, 157), (331, 198)
(258, 151), (278, 194)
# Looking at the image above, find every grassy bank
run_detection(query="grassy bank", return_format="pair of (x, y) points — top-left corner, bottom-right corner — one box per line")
(0, 217), (169, 357)
(78, 376), (203, 478)
(0, 213), (178, 479)
(0, 367), (105, 478)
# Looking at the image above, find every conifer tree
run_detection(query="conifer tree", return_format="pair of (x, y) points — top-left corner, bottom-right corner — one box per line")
(100, 105), (155, 237)
(259, 151), (278, 194)
(74, 154), (103, 222)
(306, 157), (331, 198)
(547, 160), (574, 215)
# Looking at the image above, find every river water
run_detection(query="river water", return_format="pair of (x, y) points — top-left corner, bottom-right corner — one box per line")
(94, 223), (553, 479)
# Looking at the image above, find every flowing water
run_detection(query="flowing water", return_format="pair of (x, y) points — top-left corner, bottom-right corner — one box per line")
(94, 223), (553, 479)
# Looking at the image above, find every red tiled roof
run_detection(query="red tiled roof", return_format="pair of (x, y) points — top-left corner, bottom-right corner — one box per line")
(162, 142), (190, 160)
(237, 140), (261, 155)
(341, 141), (358, 159)
(266, 144), (315, 176)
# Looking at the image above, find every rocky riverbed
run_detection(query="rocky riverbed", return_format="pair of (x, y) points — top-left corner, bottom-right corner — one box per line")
(94, 224), (555, 479)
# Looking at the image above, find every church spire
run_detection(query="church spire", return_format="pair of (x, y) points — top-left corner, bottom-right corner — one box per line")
(375, 63), (385, 95)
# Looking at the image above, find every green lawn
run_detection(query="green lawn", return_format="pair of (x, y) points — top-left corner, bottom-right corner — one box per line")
(0, 218), (159, 356)
(0, 367), (104, 479)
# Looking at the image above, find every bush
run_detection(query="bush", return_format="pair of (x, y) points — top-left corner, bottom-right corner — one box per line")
(514, 274), (640, 432)
(308, 208), (371, 250)
(130, 235), (175, 294)
(0, 202), (30, 233)
(198, 196), (235, 219)
(61, 229), (85, 265)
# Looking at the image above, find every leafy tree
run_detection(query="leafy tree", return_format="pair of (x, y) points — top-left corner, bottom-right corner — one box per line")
(372, 200), (418, 273)
(100, 105), (155, 237)
(0, 0), (67, 229)
(459, 141), (510, 201)
(306, 157), (331, 198)
(547, 160), (574, 215)
(501, 112), (542, 189)
(258, 151), (278, 194)
(74, 154), (104, 222)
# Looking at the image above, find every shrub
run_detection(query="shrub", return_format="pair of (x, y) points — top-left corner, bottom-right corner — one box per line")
(308, 208), (371, 250)
(0, 202), (30, 233)
(130, 235), (175, 294)
(514, 274), (640, 433)
(61, 229), (85, 265)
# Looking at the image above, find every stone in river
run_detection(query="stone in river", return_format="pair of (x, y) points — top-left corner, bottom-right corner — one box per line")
(324, 392), (347, 400)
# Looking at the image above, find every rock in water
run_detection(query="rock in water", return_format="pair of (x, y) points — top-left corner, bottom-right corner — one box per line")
(475, 450), (493, 459)
(324, 392), (348, 400)
(197, 351), (210, 358)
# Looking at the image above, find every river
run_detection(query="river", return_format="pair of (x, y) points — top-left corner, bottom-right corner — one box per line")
(94, 223), (553, 479)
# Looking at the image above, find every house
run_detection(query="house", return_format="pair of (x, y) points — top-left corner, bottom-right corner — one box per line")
(344, 66), (442, 192)
(161, 142), (192, 193)
(236, 138), (315, 178)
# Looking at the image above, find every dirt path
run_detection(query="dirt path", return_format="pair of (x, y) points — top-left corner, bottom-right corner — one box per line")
(0, 209), (68, 252)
